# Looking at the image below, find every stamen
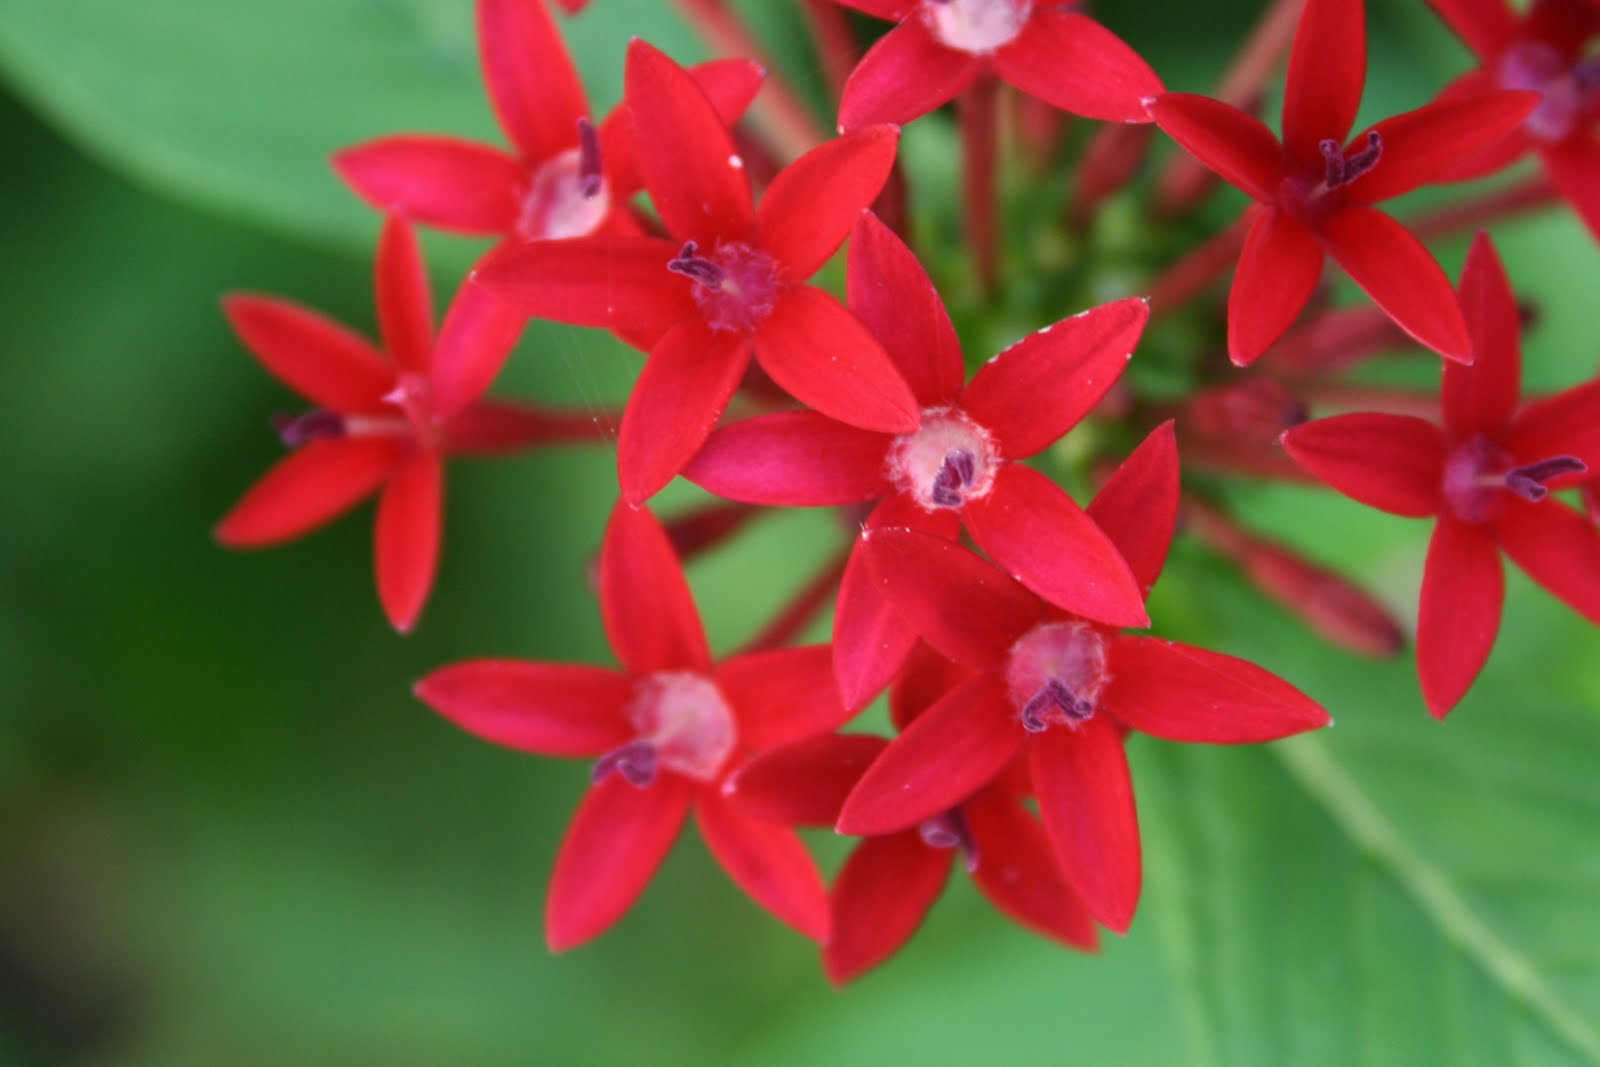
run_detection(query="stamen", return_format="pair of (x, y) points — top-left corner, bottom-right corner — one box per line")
(927, 448), (980, 507)
(1019, 679), (1093, 732)
(666, 241), (726, 290)
(273, 409), (345, 447)
(917, 808), (980, 872)
(1319, 130), (1382, 189)
(576, 117), (603, 199)
(1505, 455), (1587, 502)
(590, 740), (659, 789)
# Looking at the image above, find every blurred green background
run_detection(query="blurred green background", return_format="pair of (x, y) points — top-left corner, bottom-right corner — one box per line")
(1, 0), (1598, 1064)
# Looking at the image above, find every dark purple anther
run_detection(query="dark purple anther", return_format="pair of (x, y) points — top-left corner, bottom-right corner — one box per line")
(1574, 58), (1600, 94)
(576, 117), (603, 199)
(273, 409), (346, 447)
(667, 242), (726, 290)
(591, 739), (659, 789)
(918, 808), (979, 872)
(1319, 130), (1383, 189)
(929, 449), (978, 507)
(1505, 455), (1587, 502)
(1020, 678), (1094, 732)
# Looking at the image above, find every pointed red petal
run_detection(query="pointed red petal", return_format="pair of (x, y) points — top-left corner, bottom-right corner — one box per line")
(478, 235), (692, 331)
(546, 775), (690, 951)
(375, 451), (442, 633)
(1030, 716), (1141, 933)
(718, 645), (851, 750)
(1281, 413), (1447, 517)
(1444, 232), (1521, 439)
(1430, 73), (1532, 181)
(1418, 516), (1503, 718)
(753, 286), (920, 434)
(600, 501), (711, 674)
(1148, 93), (1283, 202)
(862, 526), (1043, 670)
(1085, 421), (1180, 597)
(838, 19), (981, 130)
(1498, 500), (1600, 625)
(429, 279), (528, 420)
(1508, 380), (1600, 474)
(478, 0), (587, 161)
(1282, 0), (1367, 164)
(964, 464), (1148, 628)
(823, 832), (950, 985)
(222, 295), (393, 412)
(837, 675), (1022, 835)
(994, 11), (1163, 123)
(602, 58), (767, 198)
(833, 0), (917, 17)
(333, 137), (521, 234)
(683, 412), (890, 506)
(758, 126), (899, 280)
(619, 320), (752, 503)
(415, 660), (633, 755)
(215, 439), (400, 547)
(1427, 0), (1516, 58)
(625, 40), (753, 244)
(725, 734), (890, 827)
(960, 296), (1148, 459)
(847, 211), (966, 407)
(1350, 90), (1538, 203)
(696, 794), (830, 940)
(374, 216), (435, 376)
(963, 786), (1098, 950)
(1541, 138), (1600, 243)
(1227, 207), (1323, 367)
(889, 639), (978, 732)
(1324, 207), (1472, 363)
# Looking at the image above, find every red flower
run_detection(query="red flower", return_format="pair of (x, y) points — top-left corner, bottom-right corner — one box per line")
(832, 0), (1163, 130)
(835, 424), (1331, 931)
(482, 40), (919, 502)
(334, 0), (763, 246)
(1281, 233), (1600, 717)
(415, 501), (849, 949)
(1150, 0), (1537, 365)
(216, 216), (527, 632)
(685, 211), (1151, 707)
(1427, 0), (1600, 238)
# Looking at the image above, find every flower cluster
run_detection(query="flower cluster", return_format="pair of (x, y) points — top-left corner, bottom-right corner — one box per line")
(217, 0), (1600, 981)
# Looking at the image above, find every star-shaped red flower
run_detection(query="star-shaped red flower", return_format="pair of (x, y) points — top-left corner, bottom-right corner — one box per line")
(216, 216), (527, 631)
(416, 500), (851, 949)
(1150, 0), (1538, 365)
(1282, 233), (1600, 717)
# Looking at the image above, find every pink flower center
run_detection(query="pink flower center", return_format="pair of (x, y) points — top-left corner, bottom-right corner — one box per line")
(1276, 131), (1384, 228)
(918, 807), (980, 872)
(515, 118), (611, 242)
(667, 241), (784, 334)
(1442, 433), (1587, 524)
(1498, 41), (1600, 144)
(1005, 620), (1110, 733)
(592, 671), (737, 787)
(921, 0), (1031, 55)
(887, 407), (1000, 511)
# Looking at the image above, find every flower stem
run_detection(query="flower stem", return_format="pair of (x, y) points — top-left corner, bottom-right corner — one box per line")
(1147, 216), (1250, 319)
(1405, 173), (1561, 242)
(799, 0), (857, 103)
(959, 75), (1002, 293)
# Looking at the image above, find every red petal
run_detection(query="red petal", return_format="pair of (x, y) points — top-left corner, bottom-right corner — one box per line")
(682, 411), (890, 506)
(1147, 93), (1284, 202)
(832, 0), (916, 17)
(717, 645), (851, 750)
(696, 794), (831, 940)
(374, 216), (435, 375)
(964, 464), (1149, 628)
(625, 40), (753, 245)
(1430, 72), (1532, 182)
(960, 296), (1148, 459)
(333, 137), (521, 234)
(1497, 500), (1600, 625)
(478, 0), (587, 161)
(1418, 516), (1503, 718)
(477, 235), (692, 332)
(889, 638), (979, 731)
(546, 775), (690, 951)
(429, 279), (528, 420)
(836, 675), (1022, 835)
(1428, 0), (1516, 58)
(1323, 206), (1472, 363)
(215, 438), (400, 547)
(1350, 90), (1538, 203)
(375, 451), (442, 632)
(725, 734), (890, 827)
(758, 125), (900, 281)
(1282, 0), (1367, 164)
(994, 11), (1163, 123)
(963, 786), (1098, 949)
(222, 295), (393, 412)
(1281, 413), (1447, 517)
(1085, 421), (1180, 597)
(414, 660), (633, 755)
(602, 58), (767, 198)
(600, 501), (711, 674)
(1102, 636), (1331, 741)
(1030, 716), (1141, 933)
(862, 526), (1043, 671)
(1227, 207), (1323, 367)
(753, 286), (920, 434)
(1444, 232), (1521, 439)
(838, 19), (981, 130)
(1508, 380), (1600, 474)
(823, 833), (950, 985)
(1541, 138), (1600, 242)
(619, 320), (752, 503)
(847, 212), (966, 407)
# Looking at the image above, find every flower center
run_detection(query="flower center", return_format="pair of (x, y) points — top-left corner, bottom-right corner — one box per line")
(515, 118), (611, 242)
(887, 408), (1000, 511)
(1276, 131), (1384, 227)
(1442, 433), (1587, 524)
(918, 807), (980, 872)
(272, 372), (437, 449)
(1005, 621), (1110, 733)
(921, 0), (1030, 55)
(667, 241), (784, 334)
(1498, 41), (1600, 144)
(591, 671), (737, 787)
